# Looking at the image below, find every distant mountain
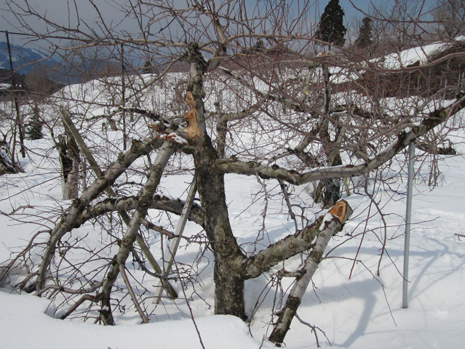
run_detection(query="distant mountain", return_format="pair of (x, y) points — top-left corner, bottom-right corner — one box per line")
(0, 41), (58, 75)
(0, 41), (65, 95)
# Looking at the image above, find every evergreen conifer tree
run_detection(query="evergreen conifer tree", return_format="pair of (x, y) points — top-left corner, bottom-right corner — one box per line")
(355, 17), (373, 49)
(315, 0), (346, 47)
(26, 106), (43, 140)
(142, 59), (153, 74)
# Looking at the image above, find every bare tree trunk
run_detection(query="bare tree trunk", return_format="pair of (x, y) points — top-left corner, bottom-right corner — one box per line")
(322, 153), (342, 207)
(183, 41), (248, 318)
(57, 130), (80, 200)
(0, 140), (23, 175)
(315, 63), (341, 208)
(193, 136), (247, 319)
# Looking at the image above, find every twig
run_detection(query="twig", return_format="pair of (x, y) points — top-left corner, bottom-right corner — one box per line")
(295, 313), (331, 348)
(60, 294), (99, 320)
(278, 179), (298, 231)
(173, 261), (205, 349)
(119, 264), (149, 324)
(35, 281), (103, 297)
(131, 245), (176, 280)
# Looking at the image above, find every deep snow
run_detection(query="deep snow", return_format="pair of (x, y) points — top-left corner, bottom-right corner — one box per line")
(1, 137), (465, 348)
(1, 41), (465, 348)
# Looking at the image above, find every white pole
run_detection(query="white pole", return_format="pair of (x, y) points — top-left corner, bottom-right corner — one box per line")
(403, 141), (415, 308)
(153, 179), (197, 305)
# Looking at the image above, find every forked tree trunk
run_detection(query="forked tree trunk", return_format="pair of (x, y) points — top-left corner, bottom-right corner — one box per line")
(184, 42), (248, 318)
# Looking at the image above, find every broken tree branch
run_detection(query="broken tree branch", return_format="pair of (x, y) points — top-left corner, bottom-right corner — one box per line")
(35, 133), (165, 292)
(99, 140), (175, 324)
(269, 200), (353, 345)
(61, 108), (178, 299)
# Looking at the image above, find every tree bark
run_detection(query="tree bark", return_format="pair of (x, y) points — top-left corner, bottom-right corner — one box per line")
(185, 42), (248, 319)
(57, 132), (80, 200)
(99, 140), (175, 324)
(35, 135), (165, 291)
(269, 200), (353, 344)
(193, 136), (247, 319)
(0, 141), (23, 175)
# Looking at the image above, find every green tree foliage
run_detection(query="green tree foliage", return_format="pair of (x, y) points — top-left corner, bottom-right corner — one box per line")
(315, 0), (346, 47)
(25, 106), (43, 140)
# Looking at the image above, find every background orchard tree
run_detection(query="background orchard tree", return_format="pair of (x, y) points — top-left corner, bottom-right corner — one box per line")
(1, 0), (464, 346)
(366, 0), (431, 52)
(432, 0), (465, 38)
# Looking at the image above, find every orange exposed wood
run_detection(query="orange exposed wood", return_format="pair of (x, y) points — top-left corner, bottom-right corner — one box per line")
(183, 91), (201, 139)
(327, 200), (349, 223)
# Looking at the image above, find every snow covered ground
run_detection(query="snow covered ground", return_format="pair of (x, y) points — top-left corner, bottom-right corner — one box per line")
(1, 135), (465, 348)
(0, 289), (266, 349)
(1, 40), (465, 347)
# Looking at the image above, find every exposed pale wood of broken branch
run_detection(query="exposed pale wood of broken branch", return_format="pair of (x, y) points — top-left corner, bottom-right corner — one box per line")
(183, 91), (202, 139)
(328, 200), (352, 223)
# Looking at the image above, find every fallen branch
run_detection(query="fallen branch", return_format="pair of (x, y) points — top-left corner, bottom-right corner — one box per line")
(61, 108), (178, 299)
(99, 140), (175, 325)
(35, 132), (165, 292)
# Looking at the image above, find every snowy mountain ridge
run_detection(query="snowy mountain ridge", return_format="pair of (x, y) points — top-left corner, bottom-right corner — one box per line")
(0, 41), (58, 74)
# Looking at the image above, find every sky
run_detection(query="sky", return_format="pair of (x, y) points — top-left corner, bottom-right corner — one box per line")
(0, 0), (437, 51)
(0, 1), (435, 32)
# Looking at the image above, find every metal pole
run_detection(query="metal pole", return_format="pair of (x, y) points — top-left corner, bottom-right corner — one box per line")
(403, 141), (415, 308)
(121, 43), (127, 150)
(6, 30), (25, 159)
